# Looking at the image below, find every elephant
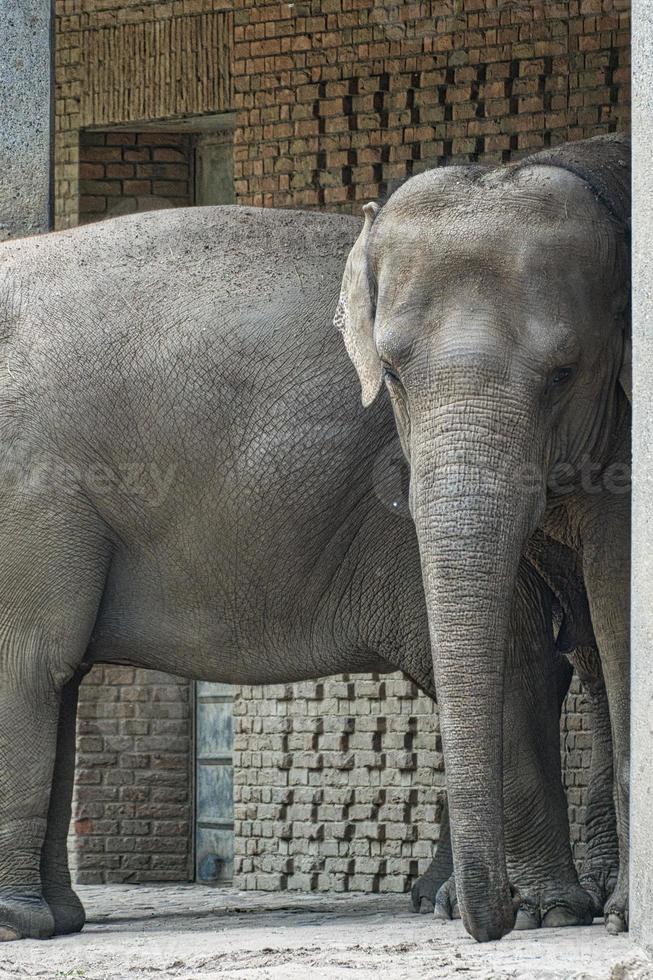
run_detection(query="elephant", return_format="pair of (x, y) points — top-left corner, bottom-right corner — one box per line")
(337, 132), (630, 942)
(0, 201), (613, 942)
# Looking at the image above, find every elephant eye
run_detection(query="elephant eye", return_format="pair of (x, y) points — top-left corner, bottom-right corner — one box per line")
(383, 365), (401, 385)
(551, 366), (574, 386)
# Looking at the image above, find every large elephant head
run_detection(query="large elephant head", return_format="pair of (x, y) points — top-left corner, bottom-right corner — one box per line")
(336, 134), (631, 942)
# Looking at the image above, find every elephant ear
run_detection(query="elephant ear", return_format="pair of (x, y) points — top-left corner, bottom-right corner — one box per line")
(335, 201), (382, 407)
(522, 133), (632, 401)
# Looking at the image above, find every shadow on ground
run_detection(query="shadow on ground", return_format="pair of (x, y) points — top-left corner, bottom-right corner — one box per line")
(0, 886), (649, 980)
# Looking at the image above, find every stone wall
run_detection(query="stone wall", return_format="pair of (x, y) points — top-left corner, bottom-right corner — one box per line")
(55, 1), (631, 225)
(71, 667), (193, 885)
(0, 0), (52, 239)
(54, 0), (233, 229)
(69, 665), (592, 893)
(631, 0), (653, 953)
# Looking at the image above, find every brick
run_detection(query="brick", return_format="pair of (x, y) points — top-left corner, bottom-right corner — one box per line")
(80, 177), (125, 196)
(151, 181), (190, 197)
(152, 148), (191, 163)
(79, 163), (105, 179)
(81, 146), (123, 163)
(105, 132), (137, 146)
(138, 163), (190, 180)
(124, 149), (151, 162)
(78, 195), (107, 214)
(122, 180), (152, 195)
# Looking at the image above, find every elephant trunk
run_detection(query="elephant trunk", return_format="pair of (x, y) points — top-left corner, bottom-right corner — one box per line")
(411, 396), (543, 942)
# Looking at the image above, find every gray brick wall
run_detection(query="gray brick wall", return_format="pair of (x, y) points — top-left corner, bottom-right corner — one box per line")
(70, 666), (193, 885)
(70, 668), (590, 890)
(233, 673), (444, 893)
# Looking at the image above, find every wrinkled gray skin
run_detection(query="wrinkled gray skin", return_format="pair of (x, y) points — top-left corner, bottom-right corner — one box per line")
(413, 533), (618, 926)
(0, 205), (611, 942)
(339, 134), (630, 942)
(418, 625), (618, 928)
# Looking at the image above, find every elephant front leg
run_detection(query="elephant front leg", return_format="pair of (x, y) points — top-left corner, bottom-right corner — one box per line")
(0, 635), (62, 941)
(502, 566), (593, 931)
(582, 500), (631, 935)
(40, 672), (87, 936)
(432, 566), (594, 930)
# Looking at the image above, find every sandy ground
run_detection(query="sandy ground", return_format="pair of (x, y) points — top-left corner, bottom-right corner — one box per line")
(0, 885), (651, 980)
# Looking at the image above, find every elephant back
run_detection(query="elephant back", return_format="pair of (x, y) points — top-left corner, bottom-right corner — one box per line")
(515, 133), (631, 238)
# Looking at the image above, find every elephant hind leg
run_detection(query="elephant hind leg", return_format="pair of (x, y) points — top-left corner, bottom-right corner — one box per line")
(40, 671), (87, 936)
(0, 501), (109, 940)
(0, 630), (63, 941)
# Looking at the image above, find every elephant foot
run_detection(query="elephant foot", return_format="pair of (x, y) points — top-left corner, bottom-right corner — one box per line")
(605, 909), (628, 935)
(579, 865), (619, 919)
(434, 874), (460, 921)
(605, 876), (629, 935)
(411, 882), (435, 915)
(540, 883), (595, 929)
(514, 896), (540, 930)
(43, 885), (86, 935)
(0, 887), (55, 941)
(411, 863), (451, 915)
(437, 875), (593, 930)
(434, 875), (520, 940)
(411, 871), (437, 914)
(433, 874), (593, 931)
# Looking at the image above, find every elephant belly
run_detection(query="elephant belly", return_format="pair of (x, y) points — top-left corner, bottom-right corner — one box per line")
(87, 584), (241, 682)
(84, 546), (385, 685)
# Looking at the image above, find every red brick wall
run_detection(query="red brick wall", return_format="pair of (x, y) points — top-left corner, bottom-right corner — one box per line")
(79, 131), (195, 224)
(71, 667), (193, 885)
(231, 0), (630, 210)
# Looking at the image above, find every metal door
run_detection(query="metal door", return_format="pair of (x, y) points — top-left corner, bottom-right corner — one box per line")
(195, 682), (234, 883)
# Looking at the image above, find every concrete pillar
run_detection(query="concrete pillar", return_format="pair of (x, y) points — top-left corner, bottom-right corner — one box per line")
(0, 0), (52, 240)
(630, 0), (653, 956)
